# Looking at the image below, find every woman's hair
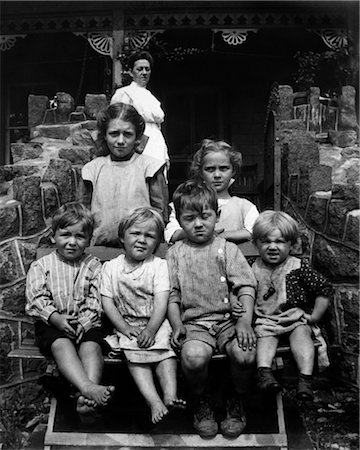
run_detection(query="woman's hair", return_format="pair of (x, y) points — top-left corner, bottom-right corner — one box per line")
(252, 210), (299, 245)
(96, 103), (145, 156)
(51, 202), (94, 237)
(172, 180), (218, 221)
(118, 207), (165, 250)
(189, 139), (242, 181)
(128, 50), (154, 70)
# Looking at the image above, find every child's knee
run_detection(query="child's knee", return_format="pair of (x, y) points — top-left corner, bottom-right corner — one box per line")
(181, 342), (212, 370)
(228, 341), (256, 366)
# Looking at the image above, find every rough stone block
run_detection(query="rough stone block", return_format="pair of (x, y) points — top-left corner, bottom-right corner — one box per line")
(281, 119), (306, 131)
(41, 182), (60, 221)
(328, 130), (358, 148)
(278, 85), (293, 121)
(337, 353), (359, 386)
(338, 85), (358, 130)
(305, 191), (331, 232)
(33, 123), (83, 141)
(343, 210), (360, 245)
(17, 238), (38, 272)
(80, 120), (97, 131)
(11, 176), (45, 235)
(332, 184), (359, 209)
(326, 199), (350, 239)
(309, 165), (332, 193)
(293, 105), (309, 124)
(321, 105), (338, 132)
(11, 142), (43, 163)
(341, 146), (359, 159)
(28, 95), (48, 128)
(0, 198), (21, 240)
(335, 286), (359, 334)
(69, 128), (96, 148)
(308, 87), (321, 133)
(0, 241), (24, 285)
(0, 281), (26, 314)
(312, 235), (359, 282)
(58, 146), (94, 165)
(55, 92), (75, 123)
(85, 94), (108, 120)
(0, 322), (14, 383)
(42, 159), (75, 204)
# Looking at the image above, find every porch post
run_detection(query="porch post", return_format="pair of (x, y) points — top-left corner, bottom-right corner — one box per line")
(112, 9), (124, 89)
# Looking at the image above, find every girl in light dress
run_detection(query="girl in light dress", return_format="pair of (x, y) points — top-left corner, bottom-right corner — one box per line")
(165, 139), (259, 244)
(235, 210), (333, 401)
(81, 103), (168, 247)
(101, 207), (185, 424)
(111, 50), (169, 169)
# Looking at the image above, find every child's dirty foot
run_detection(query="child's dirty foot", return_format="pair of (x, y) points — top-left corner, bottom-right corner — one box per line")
(151, 401), (169, 424)
(82, 383), (114, 406)
(76, 395), (98, 424)
(165, 397), (187, 411)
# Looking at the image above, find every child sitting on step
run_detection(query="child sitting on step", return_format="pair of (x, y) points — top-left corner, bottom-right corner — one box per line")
(234, 210), (333, 401)
(167, 180), (257, 439)
(26, 202), (114, 423)
(101, 207), (185, 424)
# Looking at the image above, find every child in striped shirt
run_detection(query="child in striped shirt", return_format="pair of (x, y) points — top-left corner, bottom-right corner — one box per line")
(26, 202), (114, 423)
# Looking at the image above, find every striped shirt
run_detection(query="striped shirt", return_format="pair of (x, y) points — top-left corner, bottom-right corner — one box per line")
(167, 236), (256, 323)
(26, 251), (103, 332)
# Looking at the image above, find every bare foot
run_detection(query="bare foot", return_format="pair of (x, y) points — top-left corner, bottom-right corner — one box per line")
(76, 395), (98, 424)
(165, 397), (187, 411)
(82, 383), (114, 406)
(150, 401), (168, 424)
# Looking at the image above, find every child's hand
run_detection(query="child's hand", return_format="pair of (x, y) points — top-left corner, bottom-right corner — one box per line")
(303, 313), (317, 325)
(75, 324), (84, 344)
(123, 325), (141, 340)
(171, 325), (186, 349)
(137, 328), (156, 348)
(232, 301), (246, 319)
(235, 321), (256, 351)
(50, 313), (76, 339)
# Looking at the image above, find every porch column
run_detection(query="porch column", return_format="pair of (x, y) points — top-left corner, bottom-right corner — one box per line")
(112, 9), (124, 89)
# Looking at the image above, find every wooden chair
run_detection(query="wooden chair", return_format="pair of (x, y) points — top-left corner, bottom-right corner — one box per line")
(231, 164), (260, 209)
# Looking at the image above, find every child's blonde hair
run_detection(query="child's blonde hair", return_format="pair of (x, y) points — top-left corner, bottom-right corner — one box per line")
(118, 207), (165, 250)
(189, 139), (242, 181)
(172, 180), (218, 221)
(252, 210), (299, 245)
(51, 202), (94, 237)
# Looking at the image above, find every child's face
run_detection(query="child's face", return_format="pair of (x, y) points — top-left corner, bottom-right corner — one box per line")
(256, 228), (292, 266)
(105, 118), (137, 161)
(179, 205), (217, 244)
(54, 222), (90, 261)
(201, 151), (235, 195)
(121, 219), (158, 264)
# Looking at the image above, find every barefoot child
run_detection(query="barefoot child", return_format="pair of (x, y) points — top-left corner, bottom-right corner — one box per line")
(81, 102), (168, 246)
(26, 203), (114, 422)
(240, 210), (333, 400)
(101, 207), (185, 424)
(167, 180), (257, 439)
(165, 139), (259, 244)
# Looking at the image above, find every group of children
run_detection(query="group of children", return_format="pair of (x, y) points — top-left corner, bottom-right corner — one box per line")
(25, 101), (333, 438)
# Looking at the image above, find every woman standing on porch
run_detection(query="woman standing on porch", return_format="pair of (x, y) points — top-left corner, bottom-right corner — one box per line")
(110, 50), (170, 170)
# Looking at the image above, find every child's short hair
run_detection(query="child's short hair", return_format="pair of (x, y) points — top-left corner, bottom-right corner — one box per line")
(118, 207), (165, 249)
(189, 139), (242, 181)
(51, 202), (94, 237)
(252, 210), (299, 245)
(96, 103), (145, 156)
(172, 180), (218, 221)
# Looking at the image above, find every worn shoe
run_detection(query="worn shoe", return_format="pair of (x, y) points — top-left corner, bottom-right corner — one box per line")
(257, 367), (282, 394)
(220, 397), (246, 438)
(193, 395), (218, 438)
(296, 374), (313, 401)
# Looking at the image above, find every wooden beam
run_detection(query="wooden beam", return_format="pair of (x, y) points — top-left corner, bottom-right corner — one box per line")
(112, 9), (124, 90)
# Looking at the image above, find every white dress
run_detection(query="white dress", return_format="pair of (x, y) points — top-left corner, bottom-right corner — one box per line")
(111, 81), (169, 166)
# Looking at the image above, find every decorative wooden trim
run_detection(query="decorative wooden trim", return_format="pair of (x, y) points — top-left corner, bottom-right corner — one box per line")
(0, 34), (26, 51)
(313, 29), (349, 51)
(215, 29), (258, 46)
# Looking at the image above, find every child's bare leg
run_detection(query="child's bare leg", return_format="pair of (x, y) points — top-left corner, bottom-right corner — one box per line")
(128, 362), (168, 424)
(256, 336), (279, 368)
(154, 357), (186, 409)
(181, 341), (213, 395)
(226, 339), (256, 395)
(51, 338), (111, 406)
(289, 325), (315, 375)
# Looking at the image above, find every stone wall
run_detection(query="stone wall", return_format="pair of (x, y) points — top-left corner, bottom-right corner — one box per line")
(0, 93), (107, 384)
(268, 84), (359, 386)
